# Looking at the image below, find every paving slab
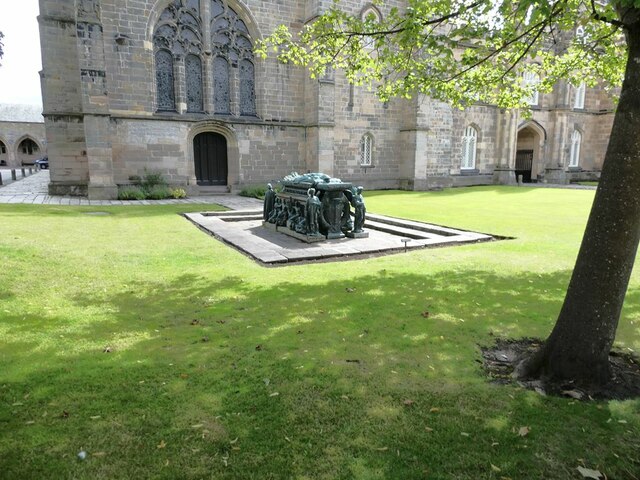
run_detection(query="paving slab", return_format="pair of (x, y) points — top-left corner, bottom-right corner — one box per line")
(185, 210), (501, 265)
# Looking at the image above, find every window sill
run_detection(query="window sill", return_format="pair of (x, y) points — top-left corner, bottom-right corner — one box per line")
(460, 168), (479, 175)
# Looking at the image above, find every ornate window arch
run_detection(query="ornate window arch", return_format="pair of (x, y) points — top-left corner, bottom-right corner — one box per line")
(360, 133), (373, 166)
(152, 0), (256, 116)
(461, 126), (478, 170)
(211, 0), (256, 116)
(153, 0), (203, 112)
(569, 129), (582, 168)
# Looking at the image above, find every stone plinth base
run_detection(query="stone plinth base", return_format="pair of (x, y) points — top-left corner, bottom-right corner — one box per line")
(493, 167), (517, 185)
(263, 221), (278, 231)
(88, 185), (118, 200)
(279, 226), (325, 243)
(346, 231), (369, 238)
(264, 222), (325, 243)
(326, 231), (345, 240)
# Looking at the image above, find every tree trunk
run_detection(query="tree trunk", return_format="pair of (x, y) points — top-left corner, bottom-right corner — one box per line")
(518, 15), (640, 387)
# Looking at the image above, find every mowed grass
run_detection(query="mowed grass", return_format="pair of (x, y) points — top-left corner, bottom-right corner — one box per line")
(0, 187), (639, 480)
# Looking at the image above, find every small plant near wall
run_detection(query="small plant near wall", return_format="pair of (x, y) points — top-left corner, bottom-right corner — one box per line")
(239, 185), (267, 199)
(118, 170), (188, 200)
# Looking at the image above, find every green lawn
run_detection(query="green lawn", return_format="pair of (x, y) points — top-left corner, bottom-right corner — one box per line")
(0, 187), (638, 479)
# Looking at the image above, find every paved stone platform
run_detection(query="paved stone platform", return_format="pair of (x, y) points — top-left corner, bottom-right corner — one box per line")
(185, 210), (498, 265)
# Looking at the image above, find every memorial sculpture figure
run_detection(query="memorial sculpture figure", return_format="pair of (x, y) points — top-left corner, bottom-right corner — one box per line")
(263, 183), (276, 221)
(352, 186), (366, 233)
(305, 188), (322, 235)
(267, 197), (282, 223)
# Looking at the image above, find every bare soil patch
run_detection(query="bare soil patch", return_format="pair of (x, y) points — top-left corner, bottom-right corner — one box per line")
(481, 338), (640, 400)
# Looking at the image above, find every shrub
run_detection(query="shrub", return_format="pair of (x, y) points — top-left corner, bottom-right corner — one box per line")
(239, 185), (267, 199)
(118, 186), (146, 200)
(146, 185), (172, 200)
(128, 175), (142, 186)
(141, 169), (167, 192)
(170, 188), (187, 199)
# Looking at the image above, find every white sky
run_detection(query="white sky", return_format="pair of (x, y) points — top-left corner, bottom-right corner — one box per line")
(0, 0), (43, 106)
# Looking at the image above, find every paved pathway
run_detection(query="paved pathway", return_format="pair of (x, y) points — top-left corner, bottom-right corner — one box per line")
(0, 170), (262, 209)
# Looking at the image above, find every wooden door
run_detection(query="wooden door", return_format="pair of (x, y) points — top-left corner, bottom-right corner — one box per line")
(194, 132), (227, 186)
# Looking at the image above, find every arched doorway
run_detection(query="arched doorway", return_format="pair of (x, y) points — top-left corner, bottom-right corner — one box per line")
(193, 132), (228, 186)
(17, 138), (41, 166)
(515, 124), (544, 183)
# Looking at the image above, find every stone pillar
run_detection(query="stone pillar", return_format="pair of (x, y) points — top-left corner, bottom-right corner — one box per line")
(39, 0), (88, 196)
(77, 0), (117, 200)
(493, 109), (517, 185)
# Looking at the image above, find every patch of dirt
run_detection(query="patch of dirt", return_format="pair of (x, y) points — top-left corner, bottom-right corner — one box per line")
(481, 338), (640, 400)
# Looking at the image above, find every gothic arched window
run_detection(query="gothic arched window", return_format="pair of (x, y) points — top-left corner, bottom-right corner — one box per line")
(155, 49), (176, 111)
(569, 130), (582, 168)
(461, 126), (478, 170)
(153, 0), (203, 112)
(214, 56), (230, 114)
(240, 59), (256, 116)
(360, 134), (373, 166)
(211, 0), (256, 116)
(186, 54), (203, 112)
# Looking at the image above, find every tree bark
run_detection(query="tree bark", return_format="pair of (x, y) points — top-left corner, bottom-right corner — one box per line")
(518, 12), (640, 387)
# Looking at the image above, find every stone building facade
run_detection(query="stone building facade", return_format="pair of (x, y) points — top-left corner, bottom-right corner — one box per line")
(0, 104), (47, 168)
(38, 0), (613, 199)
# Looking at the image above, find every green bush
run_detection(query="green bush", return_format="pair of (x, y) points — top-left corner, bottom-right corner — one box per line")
(146, 185), (172, 200)
(170, 187), (187, 199)
(141, 169), (167, 192)
(117, 186), (146, 200)
(239, 185), (267, 199)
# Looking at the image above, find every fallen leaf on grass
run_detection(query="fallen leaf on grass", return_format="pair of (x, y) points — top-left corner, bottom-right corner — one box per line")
(375, 447), (388, 451)
(103, 346), (112, 353)
(460, 432), (470, 437)
(425, 427), (434, 432)
(191, 424), (203, 429)
(421, 311), (430, 318)
(255, 345), (263, 351)
(190, 319), (200, 325)
(157, 440), (166, 449)
(92, 452), (106, 457)
(577, 466), (604, 479)
(518, 426), (530, 437)
(345, 288), (356, 293)
(90, 415), (101, 420)
(429, 407), (440, 413)
(230, 437), (238, 444)
(269, 392), (279, 397)
(491, 464), (501, 472)
(403, 399), (415, 407)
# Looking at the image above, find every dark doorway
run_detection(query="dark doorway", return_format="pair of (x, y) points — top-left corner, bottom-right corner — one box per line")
(193, 132), (227, 186)
(515, 149), (534, 183)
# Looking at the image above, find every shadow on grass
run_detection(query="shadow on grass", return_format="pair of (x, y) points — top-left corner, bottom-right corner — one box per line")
(2, 268), (640, 478)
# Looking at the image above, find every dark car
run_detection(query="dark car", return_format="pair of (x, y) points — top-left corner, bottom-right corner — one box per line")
(34, 156), (49, 169)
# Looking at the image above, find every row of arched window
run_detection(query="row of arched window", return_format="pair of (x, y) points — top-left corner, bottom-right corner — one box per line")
(460, 126), (582, 170)
(153, 0), (256, 116)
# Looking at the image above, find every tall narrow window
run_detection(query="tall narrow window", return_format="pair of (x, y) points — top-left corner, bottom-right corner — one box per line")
(523, 71), (540, 106)
(573, 82), (586, 109)
(461, 126), (478, 170)
(155, 50), (176, 111)
(569, 130), (581, 167)
(211, 2), (256, 116)
(360, 134), (373, 166)
(153, 0), (203, 113)
(239, 59), (256, 116)
(214, 56), (230, 114)
(186, 54), (203, 112)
